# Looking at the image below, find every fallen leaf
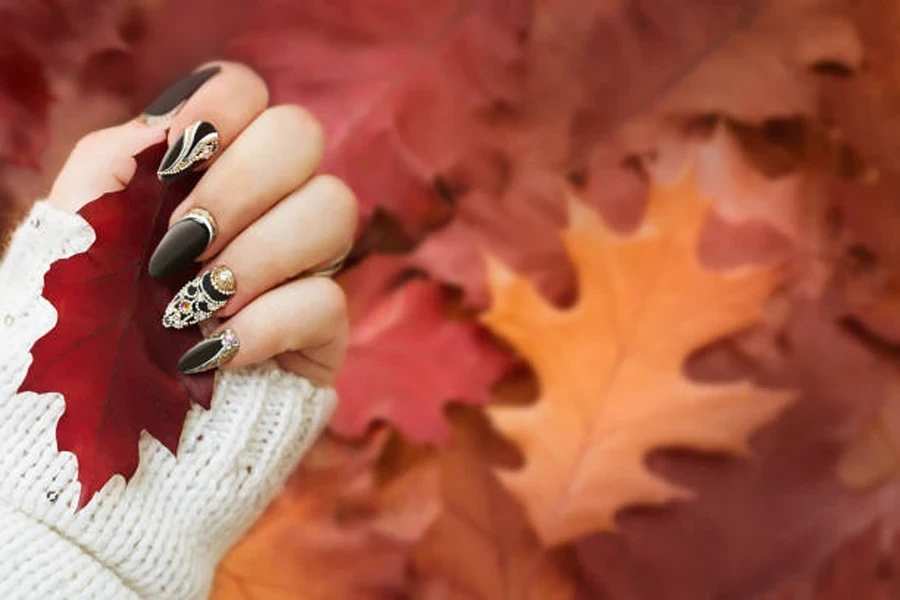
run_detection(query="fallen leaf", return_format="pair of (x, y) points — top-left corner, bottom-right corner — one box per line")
(482, 171), (793, 544)
(19, 144), (213, 507)
(0, 39), (52, 170)
(577, 302), (896, 599)
(819, 0), (900, 271)
(224, 0), (779, 308)
(212, 430), (440, 600)
(228, 0), (528, 236)
(0, 0), (127, 168)
(620, 0), (862, 166)
(415, 408), (576, 600)
(334, 256), (513, 443)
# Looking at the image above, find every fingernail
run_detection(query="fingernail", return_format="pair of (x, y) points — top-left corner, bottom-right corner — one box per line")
(149, 208), (218, 278)
(163, 265), (236, 329)
(141, 66), (221, 126)
(179, 328), (240, 374)
(158, 120), (219, 182)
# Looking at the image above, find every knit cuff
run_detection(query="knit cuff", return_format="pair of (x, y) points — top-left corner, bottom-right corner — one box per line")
(0, 201), (93, 400)
(0, 502), (139, 600)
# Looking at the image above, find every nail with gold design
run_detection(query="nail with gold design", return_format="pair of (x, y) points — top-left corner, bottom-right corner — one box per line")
(162, 265), (236, 329)
(149, 208), (218, 278)
(178, 328), (240, 374)
(157, 120), (219, 182)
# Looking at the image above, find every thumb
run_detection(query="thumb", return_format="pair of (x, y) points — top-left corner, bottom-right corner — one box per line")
(46, 119), (166, 213)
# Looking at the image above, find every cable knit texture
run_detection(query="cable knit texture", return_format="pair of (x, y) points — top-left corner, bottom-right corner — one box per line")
(0, 202), (337, 599)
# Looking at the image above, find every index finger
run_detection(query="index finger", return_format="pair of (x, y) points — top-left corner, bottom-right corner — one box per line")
(142, 61), (269, 182)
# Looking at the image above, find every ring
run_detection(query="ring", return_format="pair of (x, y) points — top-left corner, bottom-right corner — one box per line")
(308, 245), (352, 278)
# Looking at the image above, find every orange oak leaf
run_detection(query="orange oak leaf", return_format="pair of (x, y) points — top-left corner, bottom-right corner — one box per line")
(211, 430), (439, 600)
(414, 409), (576, 600)
(481, 171), (795, 544)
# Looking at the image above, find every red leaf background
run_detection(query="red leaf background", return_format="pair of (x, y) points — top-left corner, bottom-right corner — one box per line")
(4, 0), (900, 598)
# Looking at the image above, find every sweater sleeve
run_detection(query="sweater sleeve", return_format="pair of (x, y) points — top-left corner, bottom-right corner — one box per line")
(0, 202), (337, 600)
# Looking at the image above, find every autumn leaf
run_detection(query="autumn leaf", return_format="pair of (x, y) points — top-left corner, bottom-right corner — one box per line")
(415, 408), (576, 600)
(409, 0), (859, 309)
(226, 0), (529, 236)
(0, 0), (127, 168)
(19, 144), (213, 507)
(0, 39), (51, 170)
(212, 430), (440, 600)
(481, 171), (793, 544)
(333, 255), (512, 443)
(222, 0), (774, 306)
(576, 302), (896, 599)
(817, 0), (900, 281)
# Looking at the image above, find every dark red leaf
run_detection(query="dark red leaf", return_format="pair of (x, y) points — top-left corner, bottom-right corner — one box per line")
(20, 144), (214, 507)
(335, 256), (513, 443)
(0, 1), (126, 167)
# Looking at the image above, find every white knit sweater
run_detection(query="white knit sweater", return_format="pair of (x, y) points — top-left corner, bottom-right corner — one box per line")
(0, 202), (337, 599)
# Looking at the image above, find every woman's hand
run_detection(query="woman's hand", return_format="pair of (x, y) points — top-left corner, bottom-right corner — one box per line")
(45, 61), (356, 385)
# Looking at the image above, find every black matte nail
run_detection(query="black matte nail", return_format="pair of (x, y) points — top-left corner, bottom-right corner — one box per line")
(178, 328), (240, 374)
(158, 121), (219, 182)
(149, 208), (217, 278)
(141, 66), (221, 125)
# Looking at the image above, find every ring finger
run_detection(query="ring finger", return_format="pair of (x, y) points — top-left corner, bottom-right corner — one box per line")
(176, 276), (349, 384)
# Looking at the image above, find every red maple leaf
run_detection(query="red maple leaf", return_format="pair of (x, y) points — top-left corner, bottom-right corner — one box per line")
(20, 144), (214, 507)
(334, 255), (512, 443)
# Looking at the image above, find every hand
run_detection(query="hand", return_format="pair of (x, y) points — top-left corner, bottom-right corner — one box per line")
(0, 62), (349, 599)
(46, 61), (356, 385)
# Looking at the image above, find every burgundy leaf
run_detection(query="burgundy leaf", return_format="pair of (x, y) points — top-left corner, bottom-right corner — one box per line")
(20, 144), (213, 507)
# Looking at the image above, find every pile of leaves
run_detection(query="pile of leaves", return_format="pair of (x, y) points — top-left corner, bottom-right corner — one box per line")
(7, 0), (900, 597)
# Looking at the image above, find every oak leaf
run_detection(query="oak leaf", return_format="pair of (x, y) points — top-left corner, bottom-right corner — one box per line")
(482, 171), (793, 544)
(577, 302), (895, 599)
(333, 256), (512, 443)
(19, 145), (213, 507)
(212, 430), (440, 600)
(414, 409), (576, 600)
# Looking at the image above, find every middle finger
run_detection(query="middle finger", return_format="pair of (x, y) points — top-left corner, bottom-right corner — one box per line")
(149, 104), (325, 278)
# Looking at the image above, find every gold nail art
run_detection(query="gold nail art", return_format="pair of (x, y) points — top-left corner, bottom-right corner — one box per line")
(179, 328), (240, 374)
(183, 207), (218, 244)
(163, 265), (236, 329)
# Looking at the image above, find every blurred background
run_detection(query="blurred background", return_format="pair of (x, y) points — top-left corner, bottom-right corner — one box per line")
(5, 0), (900, 598)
